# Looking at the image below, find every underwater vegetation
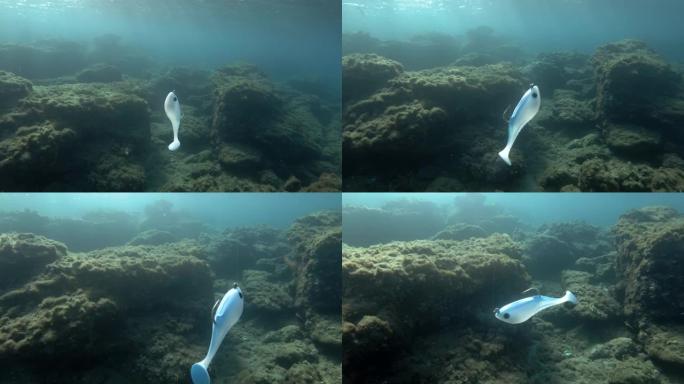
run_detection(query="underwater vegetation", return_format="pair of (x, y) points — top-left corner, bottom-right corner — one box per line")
(342, 199), (684, 383)
(342, 28), (684, 191)
(0, 36), (341, 191)
(0, 207), (341, 384)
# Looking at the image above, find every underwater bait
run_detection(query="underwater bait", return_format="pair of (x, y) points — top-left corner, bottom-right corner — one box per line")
(498, 84), (541, 166)
(191, 283), (244, 384)
(164, 91), (182, 151)
(494, 289), (576, 324)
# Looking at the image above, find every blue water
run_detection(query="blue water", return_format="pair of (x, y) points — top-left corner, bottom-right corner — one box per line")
(0, 193), (340, 229)
(0, 0), (341, 87)
(343, 0), (684, 61)
(343, 193), (684, 228)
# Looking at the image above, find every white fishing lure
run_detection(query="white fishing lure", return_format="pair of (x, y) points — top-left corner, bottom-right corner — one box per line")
(164, 91), (182, 151)
(494, 290), (577, 324)
(498, 85), (541, 166)
(191, 284), (244, 384)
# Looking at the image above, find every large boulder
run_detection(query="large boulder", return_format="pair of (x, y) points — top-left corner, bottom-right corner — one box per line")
(202, 226), (290, 278)
(613, 206), (684, 321)
(613, 206), (684, 368)
(342, 53), (403, 102)
(592, 40), (681, 122)
(343, 234), (529, 380)
(534, 337), (669, 384)
(0, 70), (32, 108)
(343, 234), (528, 336)
(287, 211), (342, 352)
(0, 82), (150, 191)
(524, 221), (611, 278)
(0, 233), (66, 289)
(342, 63), (525, 189)
(211, 64), (324, 163)
(0, 241), (212, 369)
(604, 123), (662, 156)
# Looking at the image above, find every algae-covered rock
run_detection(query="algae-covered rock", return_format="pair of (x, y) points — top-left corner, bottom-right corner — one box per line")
(613, 206), (684, 321)
(343, 99), (448, 160)
(604, 123), (662, 156)
(203, 226), (289, 277)
(75, 63), (122, 83)
(287, 211), (342, 354)
(0, 233), (66, 289)
(534, 337), (668, 384)
(288, 211), (342, 314)
(525, 52), (592, 92)
(343, 234), (529, 337)
(613, 206), (684, 369)
(524, 221), (610, 278)
(342, 53), (403, 102)
(0, 70), (32, 107)
(540, 89), (596, 131)
(217, 143), (264, 172)
(0, 240), (212, 368)
(0, 290), (119, 360)
(148, 67), (213, 108)
(639, 324), (684, 367)
(210, 64), (281, 141)
(0, 82), (150, 191)
(559, 270), (621, 323)
(343, 315), (396, 372)
(211, 64), (325, 164)
(387, 63), (524, 121)
(343, 62), (525, 188)
(592, 39), (681, 122)
(302, 172), (342, 192)
(51, 243), (213, 311)
(0, 122), (77, 189)
(241, 269), (293, 313)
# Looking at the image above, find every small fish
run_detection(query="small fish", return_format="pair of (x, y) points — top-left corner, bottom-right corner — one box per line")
(191, 283), (244, 384)
(498, 84), (541, 166)
(164, 91), (182, 151)
(494, 289), (577, 324)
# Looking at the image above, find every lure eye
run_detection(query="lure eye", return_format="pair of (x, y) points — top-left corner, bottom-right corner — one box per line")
(503, 313), (510, 319)
(173, 96), (178, 102)
(239, 291), (243, 299)
(532, 93), (538, 98)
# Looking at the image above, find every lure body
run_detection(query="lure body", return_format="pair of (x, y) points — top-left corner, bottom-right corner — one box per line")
(191, 285), (244, 384)
(164, 91), (182, 151)
(498, 85), (541, 165)
(494, 290), (576, 324)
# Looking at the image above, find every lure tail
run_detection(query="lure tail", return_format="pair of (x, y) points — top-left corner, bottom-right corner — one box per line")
(563, 290), (578, 305)
(191, 361), (210, 384)
(498, 146), (512, 166)
(168, 139), (180, 151)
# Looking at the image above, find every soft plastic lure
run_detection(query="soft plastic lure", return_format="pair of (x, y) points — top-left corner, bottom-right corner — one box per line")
(191, 283), (244, 384)
(164, 91), (182, 151)
(498, 84), (541, 166)
(494, 289), (577, 324)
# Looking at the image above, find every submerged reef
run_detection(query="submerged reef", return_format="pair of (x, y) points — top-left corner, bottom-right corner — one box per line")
(0, 210), (341, 384)
(343, 204), (684, 383)
(343, 32), (684, 191)
(613, 207), (684, 369)
(0, 37), (340, 191)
